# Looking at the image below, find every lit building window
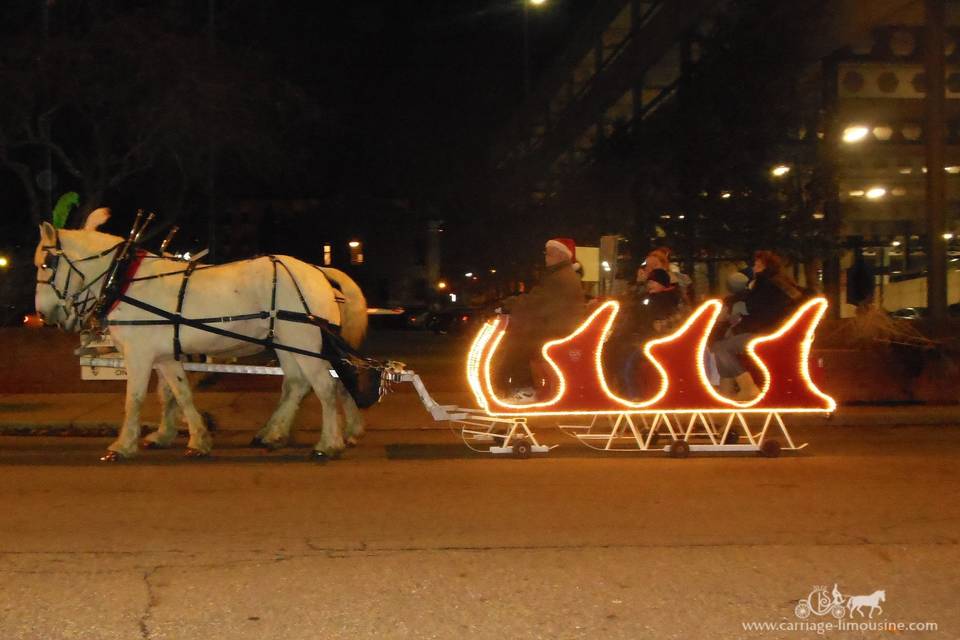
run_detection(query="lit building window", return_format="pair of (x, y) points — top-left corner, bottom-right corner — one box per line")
(323, 244), (332, 266)
(349, 240), (363, 265)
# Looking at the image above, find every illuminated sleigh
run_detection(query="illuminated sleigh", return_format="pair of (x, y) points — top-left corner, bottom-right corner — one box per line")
(464, 297), (835, 457)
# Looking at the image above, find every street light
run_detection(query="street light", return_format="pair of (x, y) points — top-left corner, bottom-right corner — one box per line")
(842, 125), (870, 143)
(0, 256), (8, 268)
(865, 187), (887, 199)
(523, 0), (548, 98)
(771, 164), (791, 177)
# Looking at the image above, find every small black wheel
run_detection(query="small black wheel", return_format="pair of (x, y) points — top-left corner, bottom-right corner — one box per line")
(723, 429), (739, 445)
(512, 437), (532, 459)
(759, 439), (782, 458)
(668, 439), (690, 459)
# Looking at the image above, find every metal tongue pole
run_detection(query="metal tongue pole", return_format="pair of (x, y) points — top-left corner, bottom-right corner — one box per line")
(89, 210), (155, 327)
(160, 225), (180, 255)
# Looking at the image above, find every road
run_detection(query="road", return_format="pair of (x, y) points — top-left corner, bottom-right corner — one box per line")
(1, 426), (958, 639)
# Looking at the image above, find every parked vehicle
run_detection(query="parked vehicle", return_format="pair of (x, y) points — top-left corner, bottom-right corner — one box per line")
(427, 307), (479, 335)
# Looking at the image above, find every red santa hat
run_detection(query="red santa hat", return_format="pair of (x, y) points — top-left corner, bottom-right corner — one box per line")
(545, 237), (576, 262)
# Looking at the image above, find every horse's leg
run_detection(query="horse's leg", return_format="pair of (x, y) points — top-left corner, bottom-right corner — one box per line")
(104, 354), (153, 460)
(156, 361), (213, 456)
(252, 351), (311, 449)
(335, 381), (365, 447)
(143, 376), (181, 449)
(294, 355), (345, 460)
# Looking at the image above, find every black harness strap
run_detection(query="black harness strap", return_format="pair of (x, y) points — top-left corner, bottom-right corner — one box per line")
(311, 265), (347, 304)
(173, 261), (198, 360)
(113, 294), (344, 361)
(128, 264), (216, 283)
(267, 256), (280, 343)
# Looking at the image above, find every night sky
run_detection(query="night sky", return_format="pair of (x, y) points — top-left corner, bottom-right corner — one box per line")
(1, 0), (593, 232)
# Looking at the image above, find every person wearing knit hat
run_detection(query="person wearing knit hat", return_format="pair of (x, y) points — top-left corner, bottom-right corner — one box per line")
(499, 237), (586, 402)
(646, 268), (671, 291)
(613, 265), (682, 399)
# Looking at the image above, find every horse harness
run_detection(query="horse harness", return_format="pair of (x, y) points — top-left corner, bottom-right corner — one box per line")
(107, 254), (352, 363)
(37, 233), (125, 323)
(40, 231), (385, 406)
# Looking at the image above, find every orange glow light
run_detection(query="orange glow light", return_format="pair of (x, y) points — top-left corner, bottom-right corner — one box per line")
(465, 298), (835, 417)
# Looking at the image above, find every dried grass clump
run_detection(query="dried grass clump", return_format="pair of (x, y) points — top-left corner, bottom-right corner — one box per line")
(818, 306), (936, 350)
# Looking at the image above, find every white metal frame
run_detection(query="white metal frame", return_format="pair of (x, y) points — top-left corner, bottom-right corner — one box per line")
(558, 410), (810, 455)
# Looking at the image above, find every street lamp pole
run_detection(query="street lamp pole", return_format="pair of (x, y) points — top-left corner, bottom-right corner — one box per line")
(522, 0), (530, 98)
(924, 0), (947, 323)
(522, 0), (547, 99)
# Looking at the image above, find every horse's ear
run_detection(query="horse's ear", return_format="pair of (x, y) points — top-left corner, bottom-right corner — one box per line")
(83, 207), (111, 231)
(40, 222), (56, 245)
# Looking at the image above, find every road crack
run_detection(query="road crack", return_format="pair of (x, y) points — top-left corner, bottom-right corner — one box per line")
(139, 566), (161, 640)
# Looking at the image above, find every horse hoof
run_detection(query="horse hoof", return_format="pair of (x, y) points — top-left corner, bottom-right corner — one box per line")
(345, 437), (358, 448)
(184, 448), (210, 459)
(99, 451), (124, 463)
(249, 436), (266, 449)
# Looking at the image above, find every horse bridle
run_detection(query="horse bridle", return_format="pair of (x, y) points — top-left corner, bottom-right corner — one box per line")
(37, 230), (123, 326)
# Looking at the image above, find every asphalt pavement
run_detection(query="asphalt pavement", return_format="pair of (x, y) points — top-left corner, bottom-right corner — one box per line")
(1, 426), (959, 639)
(2, 327), (959, 638)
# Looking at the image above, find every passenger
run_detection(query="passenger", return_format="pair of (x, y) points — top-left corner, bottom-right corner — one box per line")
(612, 268), (684, 398)
(636, 247), (692, 309)
(711, 271), (750, 340)
(711, 251), (805, 400)
(500, 237), (585, 402)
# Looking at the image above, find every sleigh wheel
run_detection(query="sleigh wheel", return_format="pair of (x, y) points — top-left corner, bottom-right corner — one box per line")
(668, 440), (690, 459)
(512, 437), (532, 459)
(759, 439), (782, 458)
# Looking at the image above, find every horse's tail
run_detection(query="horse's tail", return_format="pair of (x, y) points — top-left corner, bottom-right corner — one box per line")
(317, 267), (368, 349)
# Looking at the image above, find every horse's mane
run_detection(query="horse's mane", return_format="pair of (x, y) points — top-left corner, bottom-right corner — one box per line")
(60, 228), (126, 253)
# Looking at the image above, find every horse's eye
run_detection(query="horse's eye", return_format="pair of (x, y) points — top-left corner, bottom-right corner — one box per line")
(42, 252), (59, 271)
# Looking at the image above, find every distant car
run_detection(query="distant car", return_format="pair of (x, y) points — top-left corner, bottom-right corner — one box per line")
(890, 307), (927, 320)
(402, 306), (432, 330)
(427, 307), (479, 335)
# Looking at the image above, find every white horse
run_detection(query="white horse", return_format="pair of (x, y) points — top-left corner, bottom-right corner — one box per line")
(847, 590), (885, 618)
(34, 222), (368, 461)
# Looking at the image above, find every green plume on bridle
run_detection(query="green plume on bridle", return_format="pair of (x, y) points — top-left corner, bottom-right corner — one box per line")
(52, 192), (79, 229)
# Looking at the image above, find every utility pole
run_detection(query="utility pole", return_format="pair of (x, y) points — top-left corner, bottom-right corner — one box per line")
(924, 0), (947, 323)
(40, 0), (52, 221)
(207, 0), (218, 262)
(522, 1), (531, 99)
(820, 56), (842, 319)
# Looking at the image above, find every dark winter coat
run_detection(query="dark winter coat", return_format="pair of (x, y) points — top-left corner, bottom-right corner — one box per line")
(504, 260), (585, 341)
(734, 272), (803, 335)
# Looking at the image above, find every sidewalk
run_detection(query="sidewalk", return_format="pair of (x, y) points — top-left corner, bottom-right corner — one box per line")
(1, 390), (958, 435)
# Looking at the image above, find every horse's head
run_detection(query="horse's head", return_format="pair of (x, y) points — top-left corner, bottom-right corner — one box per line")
(878, 590), (886, 601)
(34, 222), (122, 331)
(34, 222), (70, 329)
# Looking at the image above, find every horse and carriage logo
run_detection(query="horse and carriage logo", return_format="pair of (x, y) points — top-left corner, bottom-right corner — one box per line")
(795, 584), (886, 620)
